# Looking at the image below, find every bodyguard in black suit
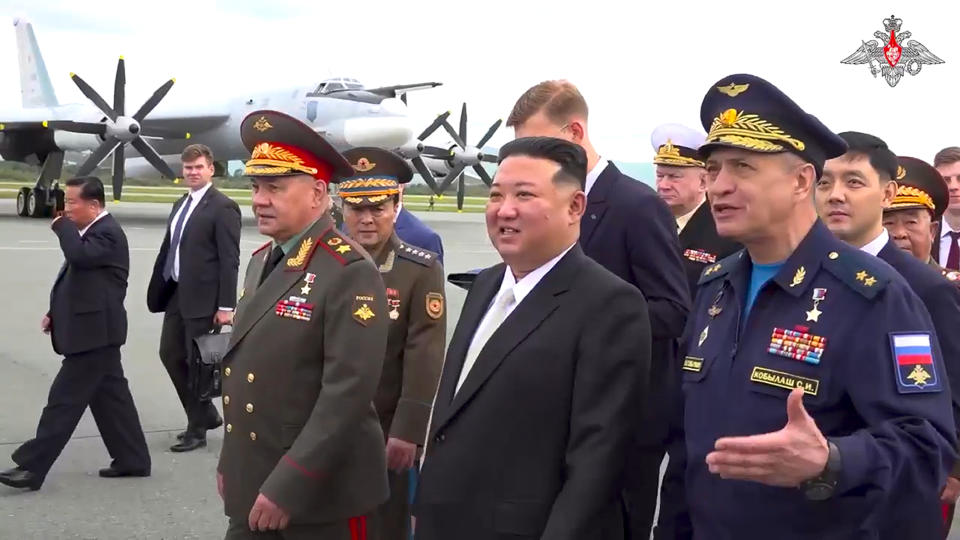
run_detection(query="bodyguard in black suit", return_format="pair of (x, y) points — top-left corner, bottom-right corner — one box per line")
(0, 177), (150, 491)
(509, 81), (688, 539)
(817, 132), (960, 538)
(652, 123), (741, 295)
(147, 144), (241, 452)
(415, 138), (651, 540)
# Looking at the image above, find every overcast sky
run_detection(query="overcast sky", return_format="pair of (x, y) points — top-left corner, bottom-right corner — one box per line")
(0, 0), (957, 163)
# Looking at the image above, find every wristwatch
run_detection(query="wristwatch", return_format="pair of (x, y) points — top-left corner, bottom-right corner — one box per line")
(800, 440), (842, 501)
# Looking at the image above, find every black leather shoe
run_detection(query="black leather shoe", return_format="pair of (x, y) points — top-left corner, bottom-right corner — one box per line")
(170, 434), (207, 452)
(98, 466), (150, 478)
(176, 413), (223, 441)
(0, 467), (42, 491)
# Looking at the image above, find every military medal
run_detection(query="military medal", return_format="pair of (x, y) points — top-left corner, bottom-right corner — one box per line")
(699, 289), (723, 348)
(301, 273), (315, 295)
(275, 299), (314, 321)
(768, 326), (827, 365)
(805, 287), (826, 322)
(387, 288), (401, 320)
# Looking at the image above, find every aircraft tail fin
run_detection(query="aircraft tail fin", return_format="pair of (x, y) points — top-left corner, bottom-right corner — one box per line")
(13, 17), (58, 108)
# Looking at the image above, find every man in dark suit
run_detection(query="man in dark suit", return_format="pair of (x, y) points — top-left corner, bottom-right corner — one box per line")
(508, 80), (689, 539)
(0, 176), (150, 491)
(816, 132), (960, 539)
(414, 137), (651, 540)
(652, 123), (741, 295)
(932, 147), (960, 268)
(147, 144), (241, 452)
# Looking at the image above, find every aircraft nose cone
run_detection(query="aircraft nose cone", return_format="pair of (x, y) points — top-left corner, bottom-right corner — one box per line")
(128, 123), (140, 135)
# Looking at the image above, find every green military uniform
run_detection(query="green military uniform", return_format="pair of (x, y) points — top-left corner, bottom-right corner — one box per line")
(340, 148), (446, 539)
(218, 110), (389, 540)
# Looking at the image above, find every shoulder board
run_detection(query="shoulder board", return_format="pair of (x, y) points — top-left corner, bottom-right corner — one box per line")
(252, 241), (271, 256)
(396, 242), (439, 267)
(317, 228), (364, 266)
(697, 249), (744, 285)
(821, 247), (891, 299)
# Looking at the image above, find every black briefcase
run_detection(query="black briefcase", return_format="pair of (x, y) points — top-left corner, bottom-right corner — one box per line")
(190, 326), (231, 400)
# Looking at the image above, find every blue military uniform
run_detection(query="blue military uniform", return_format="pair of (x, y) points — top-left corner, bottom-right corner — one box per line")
(655, 74), (957, 540)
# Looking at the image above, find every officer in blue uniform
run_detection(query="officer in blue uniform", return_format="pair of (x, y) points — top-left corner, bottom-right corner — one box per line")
(654, 74), (957, 540)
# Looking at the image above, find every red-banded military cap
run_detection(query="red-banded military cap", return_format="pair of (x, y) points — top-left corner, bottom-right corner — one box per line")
(241, 110), (353, 183)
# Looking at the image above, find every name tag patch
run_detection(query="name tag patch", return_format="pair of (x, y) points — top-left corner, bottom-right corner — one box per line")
(890, 333), (941, 394)
(683, 356), (704, 372)
(275, 299), (314, 322)
(768, 327), (826, 365)
(750, 366), (819, 396)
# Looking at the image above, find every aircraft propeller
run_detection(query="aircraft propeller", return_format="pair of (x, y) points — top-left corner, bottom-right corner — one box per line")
(46, 57), (189, 201)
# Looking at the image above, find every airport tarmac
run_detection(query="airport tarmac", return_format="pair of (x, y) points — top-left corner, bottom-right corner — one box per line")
(2, 200), (960, 539)
(0, 200), (498, 539)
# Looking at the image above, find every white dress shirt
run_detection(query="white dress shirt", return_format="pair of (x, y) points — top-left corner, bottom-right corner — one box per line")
(676, 199), (704, 234)
(940, 217), (960, 262)
(169, 182), (212, 282)
(585, 158), (610, 196)
(78, 210), (109, 237)
(859, 228), (889, 257)
(457, 243), (577, 390)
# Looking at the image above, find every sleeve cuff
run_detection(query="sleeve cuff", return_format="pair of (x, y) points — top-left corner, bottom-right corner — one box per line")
(389, 398), (432, 445)
(218, 307), (234, 312)
(830, 433), (872, 494)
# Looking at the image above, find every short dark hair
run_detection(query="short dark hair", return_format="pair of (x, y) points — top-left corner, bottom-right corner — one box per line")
(934, 147), (960, 167)
(497, 136), (587, 189)
(65, 176), (105, 206)
(181, 143), (214, 164)
(506, 80), (589, 128)
(837, 131), (899, 181)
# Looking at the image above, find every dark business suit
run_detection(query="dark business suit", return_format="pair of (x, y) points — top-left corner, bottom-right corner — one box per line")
(12, 214), (149, 484)
(414, 245), (651, 540)
(147, 185), (241, 436)
(678, 202), (741, 296)
(878, 240), (960, 540)
(395, 207), (444, 264)
(580, 162), (690, 538)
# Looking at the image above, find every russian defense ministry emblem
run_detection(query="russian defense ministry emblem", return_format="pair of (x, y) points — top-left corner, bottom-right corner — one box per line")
(841, 15), (944, 87)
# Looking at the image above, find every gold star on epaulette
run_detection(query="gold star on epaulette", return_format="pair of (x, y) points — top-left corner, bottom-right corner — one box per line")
(704, 264), (721, 276)
(336, 245), (351, 254)
(864, 276), (877, 287)
(856, 270), (868, 281)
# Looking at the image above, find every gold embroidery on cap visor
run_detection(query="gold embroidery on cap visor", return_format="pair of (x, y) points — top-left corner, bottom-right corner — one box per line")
(889, 185), (935, 212)
(653, 141), (705, 167)
(244, 142), (319, 176)
(339, 177), (400, 204)
(706, 109), (806, 153)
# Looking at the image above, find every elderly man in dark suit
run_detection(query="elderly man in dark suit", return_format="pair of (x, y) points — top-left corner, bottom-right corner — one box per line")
(147, 144), (241, 452)
(0, 176), (150, 491)
(508, 80), (688, 539)
(414, 137), (651, 540)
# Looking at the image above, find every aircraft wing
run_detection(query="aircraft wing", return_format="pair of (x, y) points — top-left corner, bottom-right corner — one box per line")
(365, 81), (442, 99)
(140, 103), (231, 135)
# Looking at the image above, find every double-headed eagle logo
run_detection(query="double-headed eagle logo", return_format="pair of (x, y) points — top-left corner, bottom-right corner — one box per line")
(841, 15), (944, 87)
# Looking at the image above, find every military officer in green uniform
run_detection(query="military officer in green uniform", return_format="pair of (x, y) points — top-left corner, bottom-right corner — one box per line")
(339, 147), (446, 539)
(217, 110), (389, 540)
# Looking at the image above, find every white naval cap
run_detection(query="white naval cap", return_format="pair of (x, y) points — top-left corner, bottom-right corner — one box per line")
(650, 123), (707, 167)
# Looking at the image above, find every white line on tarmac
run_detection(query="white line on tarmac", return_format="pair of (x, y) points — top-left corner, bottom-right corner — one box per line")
(0, 246), (161, 251)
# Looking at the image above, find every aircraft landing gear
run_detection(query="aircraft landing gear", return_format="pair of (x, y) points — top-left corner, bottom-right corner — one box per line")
(17, 151), (64, 218)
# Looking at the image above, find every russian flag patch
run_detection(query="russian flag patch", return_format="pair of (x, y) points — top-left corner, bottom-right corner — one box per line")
(890, 333), (941, 394)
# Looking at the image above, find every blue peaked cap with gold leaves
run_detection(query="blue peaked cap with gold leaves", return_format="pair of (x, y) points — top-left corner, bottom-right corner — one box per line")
(699, 74), (847, 177)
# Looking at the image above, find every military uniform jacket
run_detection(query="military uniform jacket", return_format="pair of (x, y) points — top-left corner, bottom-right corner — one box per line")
(656, 221), (957, 540)
(373, 234), (446, 445)
(217, 215), (390, 523)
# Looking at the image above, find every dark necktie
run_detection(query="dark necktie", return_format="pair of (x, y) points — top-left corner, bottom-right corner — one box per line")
(163, 195), (193, 281)
(947, 231), (960, 270)
(259, 246), (285, 285)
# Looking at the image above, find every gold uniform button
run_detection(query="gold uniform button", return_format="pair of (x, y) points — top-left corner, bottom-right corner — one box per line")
(247, 373), (255, 383)
(828, 252), (839, 260)
(226, 424), (233, 433)
(245, 403), (254, 413)
(224, 367), (231, 377)
(223, 396), (230, 405)
(250, 432), (257, 441)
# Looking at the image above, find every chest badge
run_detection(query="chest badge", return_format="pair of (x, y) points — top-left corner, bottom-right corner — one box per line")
(698, 288), (724, 348)
(387, 288), (401, 320)
(301, 272), (316, 296)
(805, 287), (827, 322)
